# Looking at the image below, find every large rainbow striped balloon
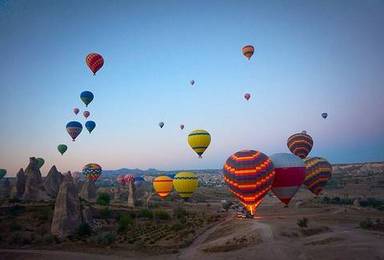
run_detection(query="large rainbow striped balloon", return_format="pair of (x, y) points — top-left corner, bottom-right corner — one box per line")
(287, 131), (313, 159)
(223, 150), (275, 215)
(304, 157), (332, 195)
(270, 153), (305, 205)
(82, 163), (102, 182)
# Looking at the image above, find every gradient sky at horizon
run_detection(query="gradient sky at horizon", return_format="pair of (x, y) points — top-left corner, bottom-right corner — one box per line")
(0, 0), (383, 176)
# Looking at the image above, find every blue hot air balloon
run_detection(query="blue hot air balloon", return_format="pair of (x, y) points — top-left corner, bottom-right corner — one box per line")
(134, 176), (145, 187)
(321, 112), (328, 119)
(80, 91), (94, 107)
(85, 121), (96, 134)
(66, 121), (83, 141)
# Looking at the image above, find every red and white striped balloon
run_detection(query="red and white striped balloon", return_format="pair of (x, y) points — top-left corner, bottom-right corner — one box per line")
(270, 153), (305, 205)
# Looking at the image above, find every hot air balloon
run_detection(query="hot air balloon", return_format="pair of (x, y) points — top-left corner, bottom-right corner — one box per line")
(159, 122), (164, 128)
(85, 121), (96, 134)
(123, 175), (134, 184)
(86, 53), (104, 75)
(82, 163), (102, 182)
(188, 129), (211, 158)
(165, 173), (176, 179)
(117, 175), (126, 185)
(244, 93), (251, 101)
(173, 172), (198, 200)
(223, 150), (275, 215)
(0, 169), (6, 180)
(83, 111), (90, 119)
(80, 91), (94, 107)
(66, 121), (83, 141)
(180, 124), (184, 130)
(73, 108), (80, 115)
(134, 176), (145, 187)
(190, 80), (195, 86)
(321, 113), (328, 119)
(153, 176), (173, 199)
(36, 158), (45, 169)
(287, 131), (313, 159)
(57, 144), (68, 155)
(242, 45), (254, 60)
(270, 153), (305, 206)
(304, 157), (332, 195)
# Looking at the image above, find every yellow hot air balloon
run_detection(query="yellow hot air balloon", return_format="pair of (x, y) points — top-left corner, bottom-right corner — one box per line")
(173, 172), (198, 199)
(153, 176), (173, 199)
(188, 129), (211, 158)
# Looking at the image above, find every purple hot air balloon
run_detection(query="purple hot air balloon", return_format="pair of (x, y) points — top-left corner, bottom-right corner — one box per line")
(180, 124), (185, 130)
(83, 111), (90, 119)
(66, 121), (83, 141)
(244, 93), (251, 101)
(73, 108), (80, 115)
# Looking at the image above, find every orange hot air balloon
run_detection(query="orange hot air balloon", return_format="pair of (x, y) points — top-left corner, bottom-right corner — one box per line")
(223, 150), (275, 215)
(242, 45), (254, 60)
(153, 176), (173, 199)
(86, 53), (104, 75)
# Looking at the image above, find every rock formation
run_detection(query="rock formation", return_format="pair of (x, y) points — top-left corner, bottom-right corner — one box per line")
(44, 166), (63, 198)
(51, 174), (82, 239)
(0, 178), (11, 199)
(79, 181), (97, 201)
(23, 157), (49, 201)
(16, 168), (26, 198)
(127, 182), (135, 208)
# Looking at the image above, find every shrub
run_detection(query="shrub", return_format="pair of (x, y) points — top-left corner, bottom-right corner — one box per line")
(138, 209), (153, 219)
(37, 207), (52, 221)
(297, 217), (308, 228)
(97, 193), (111, 206)
(173, 207), (187, 220)
(77, 223), (92, 237)
(360, 218), (374, 229)
(95, 232), (116, 245)
(118, 214), (133, 233)
(154, 209), (171, 220)
(100, 207), (112, 219)
(9, 205), (25, 216)
(171, 222), (185, 231)
(10, 222), (22, 232)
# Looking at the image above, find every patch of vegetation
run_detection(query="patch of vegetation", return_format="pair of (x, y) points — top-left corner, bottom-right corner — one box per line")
(297, 217), (308, 228)
(36, 207), (52, 221)
(96, 193), (111, 206)
(359, 198), (384, 211)
(100, 207), (112, 219)
(171, 222), (185, 231)
(118, 214), (133, 233)
(77, 223), (92, 237)
(300, 226), (330, 236)
(10, 222), (22, 232)
(320, 196), (353, 205)
(94, 232), (116, 245)
(138, 208), (153, 219)
(9, 205), (25, 216)
(154, 209), (171, 220)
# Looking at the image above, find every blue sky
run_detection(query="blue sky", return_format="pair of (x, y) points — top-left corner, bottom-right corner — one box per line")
(0, 0), (383, 175)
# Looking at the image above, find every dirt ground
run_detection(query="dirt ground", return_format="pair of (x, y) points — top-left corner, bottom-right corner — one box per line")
(1, 199), (383, 260)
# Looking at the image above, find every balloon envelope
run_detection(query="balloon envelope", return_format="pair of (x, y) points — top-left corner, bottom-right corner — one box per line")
(82, 163), (102, 182)
(304, 157), (332, 195)
(322, 113), (328, 119)
(244, 93), (251, 101)
(242, 45), (255, 60)
(188, 129), (211, 158)
(287, 131), (313, 159)
(123, 175), (134, 184)
(83, 111), (90, 119)
(80, 91), (94, 107)
(73, 108), (80, 115)
(85, 121), (96, 133)
(159, 122), (164, 128)
(36, 158), (45, 169)
(0, 169), (6, 180)
(270, 153), (305, 205)
(173, 172), (198, 199)
(190, 80), (195, 86)
(134, 176), (145, 187)
(66, 121), (83, 141)
(57, 144), (68, 155)
(223, 150), (275, 215)
(153, 176), (173, 198)
(86, 53), (104, 75)
(180, 124), (184, 130)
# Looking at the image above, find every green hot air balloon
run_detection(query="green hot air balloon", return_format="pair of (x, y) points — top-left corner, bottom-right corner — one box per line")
(0, 169), (6, 180)
(57, 144), (68, 155)
(36, 158), (45, 169)
(80, 91), (94, 107)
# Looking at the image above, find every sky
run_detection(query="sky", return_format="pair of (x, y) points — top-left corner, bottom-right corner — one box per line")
(0, 0), (383, 176)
